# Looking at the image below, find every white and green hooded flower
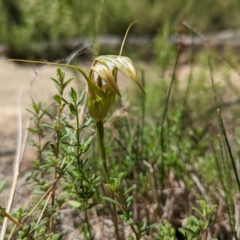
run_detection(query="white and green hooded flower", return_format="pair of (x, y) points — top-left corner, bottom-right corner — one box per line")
(86, 55), (145, 122)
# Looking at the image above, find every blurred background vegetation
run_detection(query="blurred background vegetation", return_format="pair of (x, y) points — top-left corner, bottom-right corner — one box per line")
(1, 0), (240, 59)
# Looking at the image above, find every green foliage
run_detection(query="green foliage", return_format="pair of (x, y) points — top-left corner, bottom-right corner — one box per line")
(103, 173), (152, 239)
(3, 22), (240, 239)
(179, 200), (217, 240)
(0, 68), (98, 239)
(154, 219), (176, 240)
(1, 0), (240, 59)
(0, 181), (7, 194)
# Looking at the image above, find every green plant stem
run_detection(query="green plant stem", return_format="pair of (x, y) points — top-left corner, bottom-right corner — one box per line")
(35, 111), (44, 179)
(216, 108), (240, 192)
(84, 207), (93, 240)
(95, 120), (120, 240)
(75, 99), (93, 239)
(0, 206), (20, 227)
(215, 136), (238, 240)
(50, 83), (64, 232)
(96, 121), (110, 180)
(209, 56), (240, 192)
(117, 193), (140, 239)
(209, 57), (238, 239)
(75, 103), (81, 161)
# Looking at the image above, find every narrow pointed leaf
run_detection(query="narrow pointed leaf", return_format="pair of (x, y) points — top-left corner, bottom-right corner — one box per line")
(50, 78), (60, 86)
(63, 78), (74, 90)
(68, 87), (77, 102)
(53, 94), (62, 104)
(27, 127), (40, 133)
(0, 180), (8, 193)
(69, 103), (77, 116)
(102, 197), (121, 206)
(77, 90), (85, 106)
(81, 117), (92, 129)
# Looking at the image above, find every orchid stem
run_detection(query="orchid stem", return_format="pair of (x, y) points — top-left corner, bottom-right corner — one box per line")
(95, 120), (120, 240)
(96, 121), (109, 180)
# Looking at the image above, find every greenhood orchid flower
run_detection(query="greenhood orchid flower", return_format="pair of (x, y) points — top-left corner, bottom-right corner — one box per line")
(86, 55), (145, 122)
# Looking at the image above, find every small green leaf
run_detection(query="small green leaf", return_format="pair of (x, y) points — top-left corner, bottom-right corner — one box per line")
(105, 184), (116, 192)
(81, 117), (92, 129)
(52, 232), (65, 240)
(184, 227), (199, 236)
(68, 87), (77, 102)
(116, 210), (124, 216)
(126, 196), (133, 209)
(87, 202), (98, 210)
(178, 228), (186, 236)
(81, 136), (92, 152)
(32, 189), (45, 195)
(0, 180), (8, 193)
(117, 172), (126, 183)
(32, 102), (41, 113)
(124, 185), (136, 196)
(27, 127), (40, 133)
(50, 78), (60, 86)
(69, 103), (77, 116)
(189, 215), (200, 225)
(63, 78), (74, 90)
(53, 94), (62, 104)
(57, 68), (65, 83)
(77, 90), (85, 106)
(68, 200), (81, 209)
(41, 123), (55, 130)
(102, 197), (120, 206)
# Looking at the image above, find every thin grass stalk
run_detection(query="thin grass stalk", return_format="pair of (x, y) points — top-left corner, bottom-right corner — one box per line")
(216, 108), (240, 192)
(217, 136), (238, 240)
(209, 56), (237, 182)
(209, 59), (238, 238)
(182, 33), (194, 107)
(159, 47), (180, 191)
